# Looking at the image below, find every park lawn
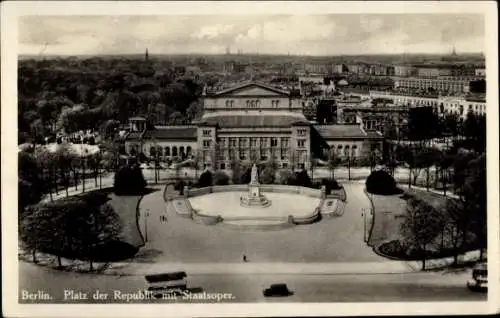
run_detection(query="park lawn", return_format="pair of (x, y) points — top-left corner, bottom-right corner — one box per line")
(404, 188), (451, 210)
(368, 187), (455, 253)
(108, 193), (145, 248)
(367, 192), (407, 247)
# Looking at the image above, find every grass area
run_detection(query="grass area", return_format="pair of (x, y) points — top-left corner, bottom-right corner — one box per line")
(367, 187), (454, 249)
(367, 191), (408, 247)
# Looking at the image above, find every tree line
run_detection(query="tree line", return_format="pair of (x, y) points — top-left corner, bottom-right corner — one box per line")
(18, 58), (204, 144)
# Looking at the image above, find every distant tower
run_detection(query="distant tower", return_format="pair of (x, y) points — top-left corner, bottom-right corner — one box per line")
(226, 46), (231, 55)
(451, 45), (457, 56)
(145, 48), (149, 61)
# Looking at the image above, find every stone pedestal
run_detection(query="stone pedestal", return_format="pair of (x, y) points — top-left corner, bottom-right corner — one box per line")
(183, 186), (189, 198)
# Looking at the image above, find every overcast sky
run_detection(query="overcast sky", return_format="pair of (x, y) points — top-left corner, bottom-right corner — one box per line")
(19, 14), (485, 56)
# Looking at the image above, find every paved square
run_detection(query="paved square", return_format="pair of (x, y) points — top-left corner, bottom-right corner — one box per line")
(137, 183), (388, 263)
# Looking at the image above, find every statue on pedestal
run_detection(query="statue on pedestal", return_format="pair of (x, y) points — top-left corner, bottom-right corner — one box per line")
(250, 163), (259, 184)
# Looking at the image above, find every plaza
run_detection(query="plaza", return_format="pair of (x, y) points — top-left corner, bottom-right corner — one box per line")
(137, 182), (384, 263)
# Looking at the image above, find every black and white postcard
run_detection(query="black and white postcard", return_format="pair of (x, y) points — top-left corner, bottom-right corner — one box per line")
(2, 1), (499, 317)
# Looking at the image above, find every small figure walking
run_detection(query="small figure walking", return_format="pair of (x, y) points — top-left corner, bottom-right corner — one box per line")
(242, 254), (247, 263)
(160, 215), (167, 223)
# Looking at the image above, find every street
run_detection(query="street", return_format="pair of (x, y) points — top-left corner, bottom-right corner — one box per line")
(19, 262), (485, 303)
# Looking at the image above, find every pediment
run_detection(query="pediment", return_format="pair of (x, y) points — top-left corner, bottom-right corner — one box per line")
(216, 83), (289, 97)
(229, 86), (283, 96)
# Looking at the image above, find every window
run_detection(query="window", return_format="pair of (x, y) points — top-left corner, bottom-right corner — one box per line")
(172, 146), (178, 157)
(220, 163), (226, 170)
(230, 138), (237, 147)
(251, 138), (258, 147)
(282, 162), (288, 168)
(203, 140), (211, 148)
(150, 146), (156, 157)
(281, 149), (288, 160)
(271, 138), (278, 147)
(351, 145), (357, 157)
(260, 138), (268, 147)
(239, 150), (246, 160)
(240, 138), (247, 148)
(297, 129), (307, 136)
(281, 138), (289, 148)
(297, 140), (305, 148)
(344, 145), (350, 157)
(202, 129), (211, 136)
(165, 147), (170, 156)
(186, 146), (192, 156)
(157, 147), (163, 157)
(219, 138), (226, 148)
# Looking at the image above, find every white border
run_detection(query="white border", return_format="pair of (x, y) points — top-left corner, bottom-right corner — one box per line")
(2, 1), (499, 317)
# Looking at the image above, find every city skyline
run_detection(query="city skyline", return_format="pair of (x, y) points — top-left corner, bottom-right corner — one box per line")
(19, 14), (485, 56)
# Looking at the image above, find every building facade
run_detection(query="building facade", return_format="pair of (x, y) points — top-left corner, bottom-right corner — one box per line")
(393, 77), (470, 93)
(125, 82), (383, 171)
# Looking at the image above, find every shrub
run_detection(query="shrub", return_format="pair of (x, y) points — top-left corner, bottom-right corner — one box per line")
(113, 165), (147, 195)
(365, 170), (399, 195)
(294, 170), (312, 188)
(213, 171), (230, 185)
(198, 170), (213, 188)
(277, 169), (295, 185)
(241, 167), (252, 184)
(321, 178), (342, 194)
(259, 166), (276, 184)
(18, 179), (43, 216)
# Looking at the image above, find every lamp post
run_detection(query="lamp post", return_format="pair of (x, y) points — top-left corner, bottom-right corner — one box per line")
(144, 209), (150, 243)
(362, 208), (367, 242)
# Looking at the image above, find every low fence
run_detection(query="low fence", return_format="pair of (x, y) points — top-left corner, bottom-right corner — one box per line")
(185, 184), (323, 199)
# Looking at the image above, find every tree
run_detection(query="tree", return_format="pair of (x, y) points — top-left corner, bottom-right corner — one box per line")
(277, 169), (295, 185)
(230, 158), (243, 184)
(213, 171), (230, 186)
(260, 166), (276, 184)
(462, 154), (487, 260)
(366, 170), (399, 195)
(326, 148), (341, 180)
(113, 165), (147, 195)
(198, 170), (213, 188)
(400, 198), (445, 270)
(18, 151), (43, 213)
(294, 169), (312, 188)
(20, 197), (122, 270)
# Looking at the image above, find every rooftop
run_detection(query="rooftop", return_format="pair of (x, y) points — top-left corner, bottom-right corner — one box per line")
(143, 126), (197, 140)
(198, 111), (309, 128)
(313, 124), (369, 139)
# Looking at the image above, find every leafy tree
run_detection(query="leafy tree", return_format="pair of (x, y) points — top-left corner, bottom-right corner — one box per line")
(294, 169), (312, 188)
(198, 170), (213, 188)
(366, 170), (398, 195)
(113, 165), (147, 195)
(277, 169), (295, 185)
(259, 166), (276, 184)
(213, 171), (230, 186)
(230, 159), (243, 184)
(400, 198), (445, 270)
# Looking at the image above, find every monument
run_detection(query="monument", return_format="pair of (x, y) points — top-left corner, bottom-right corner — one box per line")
(240, 164), (271, 208)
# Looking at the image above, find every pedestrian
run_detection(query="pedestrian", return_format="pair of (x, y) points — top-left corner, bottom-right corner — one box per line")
(242, 254), (247, 263)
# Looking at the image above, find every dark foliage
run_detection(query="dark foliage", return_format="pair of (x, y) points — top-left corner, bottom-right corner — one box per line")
(113, 165), (147, 195)
(213, 171), (230, 186)
(293, 170), (312, 187)
(366, 170), (400, 195)
(198, 170), (213, 188)
(320, 178), (342, 194)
